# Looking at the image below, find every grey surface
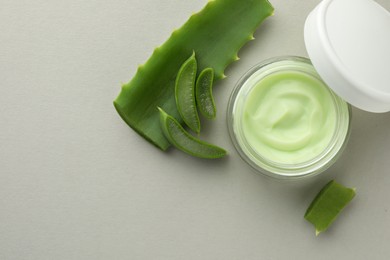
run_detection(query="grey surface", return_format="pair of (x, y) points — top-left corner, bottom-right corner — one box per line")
(1, 0), (389, 259)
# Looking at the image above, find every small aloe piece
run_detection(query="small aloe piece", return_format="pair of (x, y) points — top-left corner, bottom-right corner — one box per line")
(158, 107), (226, 159)
(305, 180), (356, 236)
(175, 52), (200, 133)
(196, 68), (216, 119)
(114, 0), (274, 150)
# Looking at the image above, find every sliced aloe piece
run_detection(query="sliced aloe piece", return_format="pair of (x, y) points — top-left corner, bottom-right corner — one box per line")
(114, 0), (274, 150)
(175, 52), (200, 133)
(158, 107), (226, 159)
(305, 180), (356, 236)
(196, 68), (216, 119)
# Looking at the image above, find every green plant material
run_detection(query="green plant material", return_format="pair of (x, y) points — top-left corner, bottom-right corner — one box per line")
(196, 68), (216, 119)
(305, 180), (356, 236)
(114, 0), (274, 150)
(175, 52), (200, 133)
(158, 107), (227, 159)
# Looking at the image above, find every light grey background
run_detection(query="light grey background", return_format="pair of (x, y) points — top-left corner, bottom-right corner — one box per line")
(1, 0), (389, 259)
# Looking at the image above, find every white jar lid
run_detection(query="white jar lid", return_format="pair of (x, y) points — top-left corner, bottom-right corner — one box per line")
(304, 0), (390, 113)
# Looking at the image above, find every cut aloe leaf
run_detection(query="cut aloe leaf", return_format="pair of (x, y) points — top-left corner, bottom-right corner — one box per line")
(175, 52), (200, 133)
(196, 68), (216, 119)
(158, 107), (227, 159)
(305, 180), (356, 236)
(114, 0), (274, 150)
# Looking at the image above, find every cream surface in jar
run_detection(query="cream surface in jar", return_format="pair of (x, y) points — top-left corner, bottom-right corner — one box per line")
(242, 70), (338, 164)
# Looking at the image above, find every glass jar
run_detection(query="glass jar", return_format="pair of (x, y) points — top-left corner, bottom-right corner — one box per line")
(227, 56), (351, 180)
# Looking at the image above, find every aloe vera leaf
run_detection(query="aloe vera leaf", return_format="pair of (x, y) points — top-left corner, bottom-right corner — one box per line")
(158, 107), (227, 159)
(304, 180), (356, 236)
(196, 68), (216, 119)
(175, 52), (200, 133)
(114, 0), (274, 150)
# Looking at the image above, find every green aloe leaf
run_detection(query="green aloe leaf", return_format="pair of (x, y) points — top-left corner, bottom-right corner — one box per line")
(305, 180), (356, 236)
(114, 0), (274, 150)
(175, 52), (200, 134)
(196, 68), (216, 119)
(158, 107), (226, 159)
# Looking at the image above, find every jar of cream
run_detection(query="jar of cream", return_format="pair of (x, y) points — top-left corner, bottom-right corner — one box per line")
(227, 57), (351, 179)
(228, 0), (390, 179)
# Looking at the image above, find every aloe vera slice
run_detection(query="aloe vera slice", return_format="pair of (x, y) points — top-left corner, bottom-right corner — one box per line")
(196, 68), (216, 119)
(175, 52), (200, 133)
(305, 180), (356, 236)
(158, 107), (226, 159)
(114, 0), (274, 150)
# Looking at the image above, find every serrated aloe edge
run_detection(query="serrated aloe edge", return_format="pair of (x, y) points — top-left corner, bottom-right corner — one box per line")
(114, 0), (274, 150)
